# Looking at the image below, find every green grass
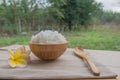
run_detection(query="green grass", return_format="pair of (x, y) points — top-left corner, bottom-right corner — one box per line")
(0, 28), (120, 51)
(0, 35), (31, 47)
(65, 31), (120, 51)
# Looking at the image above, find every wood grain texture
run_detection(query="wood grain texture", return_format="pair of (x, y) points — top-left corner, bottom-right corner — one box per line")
(0, 45), (118, 80)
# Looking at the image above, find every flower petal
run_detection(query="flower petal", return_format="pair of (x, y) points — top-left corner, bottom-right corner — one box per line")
(8, 58), (17, 67)
(14, 51), (22, 59)
(7, 46), (31, 68)
(20, 46), (26, 53)
(8, 50), (14, 58)
(16, 60), (27, 67)
(16, 48), (21, 55)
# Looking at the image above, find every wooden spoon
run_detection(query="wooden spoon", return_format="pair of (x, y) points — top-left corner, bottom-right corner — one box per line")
(73, 48), (100, 76)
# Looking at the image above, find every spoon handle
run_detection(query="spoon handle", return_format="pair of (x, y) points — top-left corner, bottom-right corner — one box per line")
(83, 57), (100, 76)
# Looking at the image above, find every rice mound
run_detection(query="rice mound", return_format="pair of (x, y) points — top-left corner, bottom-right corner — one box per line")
(30, 30), (67, 44)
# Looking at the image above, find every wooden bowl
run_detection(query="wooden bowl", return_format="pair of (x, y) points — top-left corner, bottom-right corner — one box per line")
(29, 42), (68, 60)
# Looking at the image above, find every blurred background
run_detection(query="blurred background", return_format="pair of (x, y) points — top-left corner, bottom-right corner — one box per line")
(0, 0), (120, 51)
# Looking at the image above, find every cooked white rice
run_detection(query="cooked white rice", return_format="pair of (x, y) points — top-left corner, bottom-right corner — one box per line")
(30, 30), (67, 44)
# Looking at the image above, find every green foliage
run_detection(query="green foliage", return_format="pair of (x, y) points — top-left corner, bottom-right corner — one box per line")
(2, 25), (18, 34)
(93, 10), (120, 25)
(48, 0), (102, 30)
(99, 11), (117, 23)
(0, 0), (120, 33)
(0, 0), (41, 33)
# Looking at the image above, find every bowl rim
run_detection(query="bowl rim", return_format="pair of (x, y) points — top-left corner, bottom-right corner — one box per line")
(29, 41), (68, 45)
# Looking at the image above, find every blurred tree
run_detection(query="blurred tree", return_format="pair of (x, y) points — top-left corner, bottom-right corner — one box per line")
(48, 0), (102, 30)
(0, 0), (42, 33)
(0, 0), (105, 33)
(99, 11), (117, 24)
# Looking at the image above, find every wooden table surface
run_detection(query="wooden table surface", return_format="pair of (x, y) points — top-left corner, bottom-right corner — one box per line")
(86, 49), (120, 80)
(0, 45), (119, 80)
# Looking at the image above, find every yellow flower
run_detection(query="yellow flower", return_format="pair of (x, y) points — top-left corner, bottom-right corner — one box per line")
(8, 46), (30, 68)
